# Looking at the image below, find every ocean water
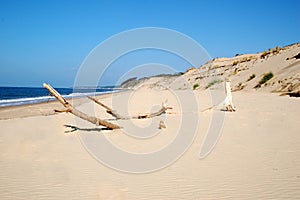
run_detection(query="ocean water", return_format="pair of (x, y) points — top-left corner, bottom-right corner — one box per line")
(0, 86), (117, 107)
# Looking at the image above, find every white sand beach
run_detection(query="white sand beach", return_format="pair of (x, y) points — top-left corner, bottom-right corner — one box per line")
(1, 42), (300, 200)
(0, 87), (299, 199)
(1, 1), (299, 199)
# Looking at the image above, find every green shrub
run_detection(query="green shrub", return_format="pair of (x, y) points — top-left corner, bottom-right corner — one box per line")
(205, 79), (223, 89)
(254, 72), (274, 88)
(247, 74), (256, 81)
(193, 83), (199, 90)
(259, 72), (274, 84)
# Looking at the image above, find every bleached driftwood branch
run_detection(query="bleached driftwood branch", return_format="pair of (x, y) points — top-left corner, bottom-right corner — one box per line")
(224, 79), (236, 112)
(201, 78), (236, 112)
(87, 96), (123, 119)
(88, 96), (172, 120)
(43, 83), (121, 129)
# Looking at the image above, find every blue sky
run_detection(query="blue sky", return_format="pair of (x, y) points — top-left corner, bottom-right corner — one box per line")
(0, 0), (299, 87)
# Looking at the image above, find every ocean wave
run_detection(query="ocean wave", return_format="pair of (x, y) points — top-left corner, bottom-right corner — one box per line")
(0, 91), (113, 108)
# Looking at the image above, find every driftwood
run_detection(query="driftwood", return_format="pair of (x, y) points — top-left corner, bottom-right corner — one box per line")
(201, 78), (236, 112)
(224, 79), (236, 112)
(88, 96), (172, 120)
(87, 96), (123, 119)
(43, 83), (121, 129)
(159, 120), (166, 129)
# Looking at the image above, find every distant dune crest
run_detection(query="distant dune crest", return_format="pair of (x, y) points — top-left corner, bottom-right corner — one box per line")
(122, 42), (300, 96)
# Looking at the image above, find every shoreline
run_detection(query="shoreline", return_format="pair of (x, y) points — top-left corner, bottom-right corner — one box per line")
(0, 91), (117, 120)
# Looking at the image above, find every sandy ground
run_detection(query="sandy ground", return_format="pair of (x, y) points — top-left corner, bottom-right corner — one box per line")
(0, 88), (299, 200)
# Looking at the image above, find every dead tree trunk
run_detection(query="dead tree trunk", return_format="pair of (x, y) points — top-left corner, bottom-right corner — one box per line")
(43, 83), (121, 129)
(224, 79), (236, 112)
(87, 96), (172, 119)
(201, 78), (236, 112)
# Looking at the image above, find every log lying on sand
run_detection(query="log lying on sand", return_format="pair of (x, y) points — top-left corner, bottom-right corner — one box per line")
(43, 83), (121, 129)
(87, 96), (172, 120)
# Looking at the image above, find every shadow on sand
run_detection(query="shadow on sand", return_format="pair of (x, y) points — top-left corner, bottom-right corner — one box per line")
(64, 124), (112, 133)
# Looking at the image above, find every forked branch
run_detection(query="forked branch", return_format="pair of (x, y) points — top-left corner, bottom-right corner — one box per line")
(43, 83), (120, 129)
(87, 96), (172, 120)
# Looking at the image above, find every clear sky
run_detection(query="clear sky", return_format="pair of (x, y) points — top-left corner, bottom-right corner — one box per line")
(0, 0), (299, 87)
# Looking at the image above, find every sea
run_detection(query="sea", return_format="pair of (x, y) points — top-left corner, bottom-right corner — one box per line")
(0, 86), (118, 108)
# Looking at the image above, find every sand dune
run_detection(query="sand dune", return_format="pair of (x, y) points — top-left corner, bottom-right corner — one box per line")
(125, 43), (300, 94)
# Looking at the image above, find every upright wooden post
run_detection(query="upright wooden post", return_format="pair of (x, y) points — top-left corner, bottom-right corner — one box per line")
(224, 78), (236, 111)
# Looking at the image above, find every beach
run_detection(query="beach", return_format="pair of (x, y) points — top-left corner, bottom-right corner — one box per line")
(0, 87), (299, 200)
(1, 0), (299, 199)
